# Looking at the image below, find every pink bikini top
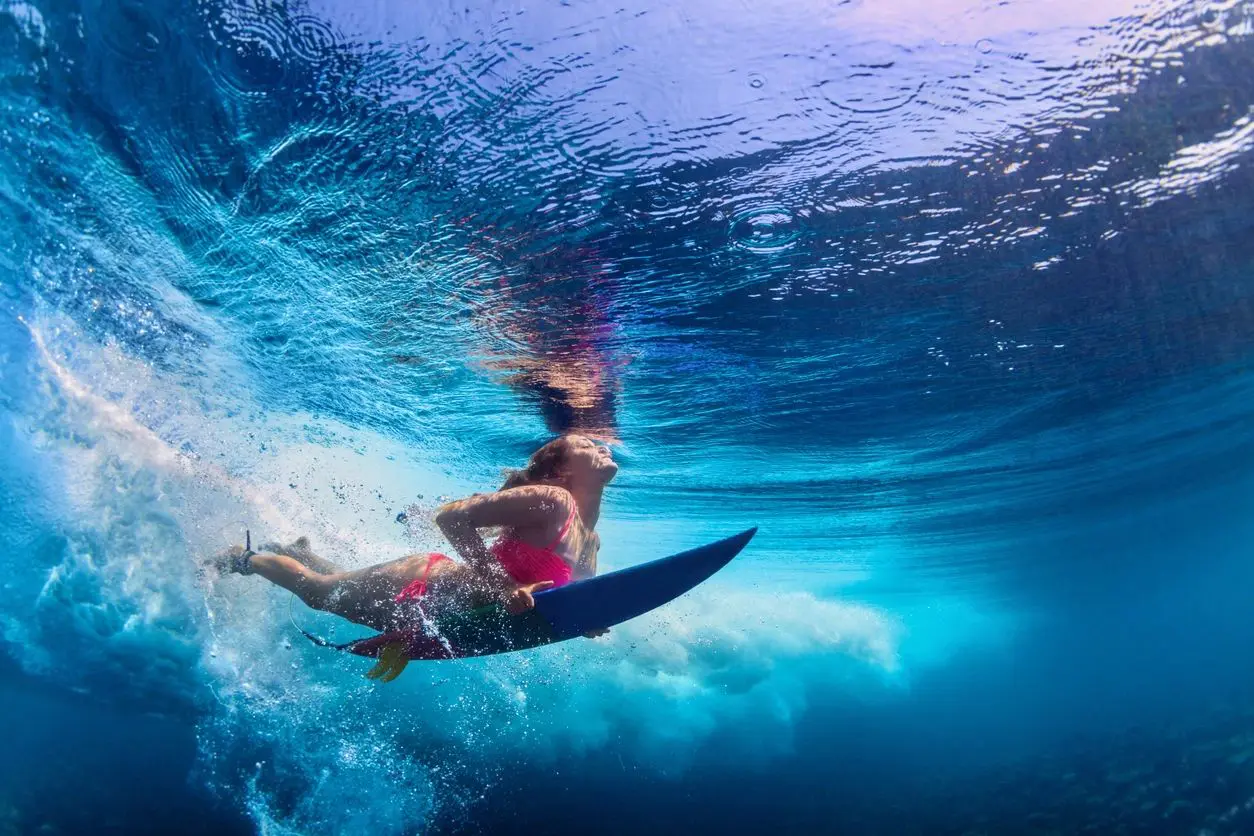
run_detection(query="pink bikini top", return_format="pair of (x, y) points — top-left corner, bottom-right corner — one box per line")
(490, 503), (578, 587)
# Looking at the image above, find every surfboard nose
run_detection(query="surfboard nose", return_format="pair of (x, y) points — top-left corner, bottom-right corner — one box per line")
(535, 525), (760, 640)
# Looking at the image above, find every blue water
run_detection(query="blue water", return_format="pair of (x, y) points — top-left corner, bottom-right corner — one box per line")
(3, 0), (1254, 833)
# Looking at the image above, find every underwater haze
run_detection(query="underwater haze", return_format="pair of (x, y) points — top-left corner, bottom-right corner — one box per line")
(3, 0), (1254, 833)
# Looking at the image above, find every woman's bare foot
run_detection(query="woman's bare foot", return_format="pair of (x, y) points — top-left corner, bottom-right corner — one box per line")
(210, 544), (255, 576)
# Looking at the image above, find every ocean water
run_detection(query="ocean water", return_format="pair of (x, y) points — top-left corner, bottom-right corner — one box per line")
(2, 0), (1254, 833)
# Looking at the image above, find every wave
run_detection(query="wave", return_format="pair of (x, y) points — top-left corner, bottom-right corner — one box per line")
(3, 314), (903, 832)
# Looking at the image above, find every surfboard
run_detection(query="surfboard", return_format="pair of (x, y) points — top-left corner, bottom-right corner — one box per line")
(300, 528), (757, 670)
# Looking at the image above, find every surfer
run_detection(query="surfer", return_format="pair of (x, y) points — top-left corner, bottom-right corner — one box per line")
(213, 434), (617, 633)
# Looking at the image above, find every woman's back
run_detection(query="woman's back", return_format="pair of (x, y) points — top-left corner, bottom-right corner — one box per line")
(491, 502), (579, 587)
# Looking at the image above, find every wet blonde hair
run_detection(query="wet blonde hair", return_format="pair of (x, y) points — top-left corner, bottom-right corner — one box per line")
(500, 436), (572, 491)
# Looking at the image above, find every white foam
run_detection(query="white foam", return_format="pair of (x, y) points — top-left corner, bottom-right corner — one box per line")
(511, 588), (903, 770)
(13, 315), (922, 831)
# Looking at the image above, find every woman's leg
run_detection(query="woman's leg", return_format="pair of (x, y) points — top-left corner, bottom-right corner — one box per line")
(239, 550), (465, 631)
(261, 536), (341, 575)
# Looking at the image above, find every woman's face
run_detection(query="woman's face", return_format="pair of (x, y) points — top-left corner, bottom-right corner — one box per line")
(563, 434), (618, 486)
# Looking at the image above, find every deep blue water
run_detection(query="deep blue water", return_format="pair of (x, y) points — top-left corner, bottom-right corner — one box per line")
(3, 0), (1254, 833)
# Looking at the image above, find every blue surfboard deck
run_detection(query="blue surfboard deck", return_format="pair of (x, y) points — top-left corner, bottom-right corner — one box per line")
(326, 527), (758, 660)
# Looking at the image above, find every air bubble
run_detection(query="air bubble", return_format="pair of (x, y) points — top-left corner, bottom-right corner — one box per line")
(729, 205), (801, 254)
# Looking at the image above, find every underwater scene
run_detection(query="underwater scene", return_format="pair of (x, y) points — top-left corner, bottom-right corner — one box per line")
(2, 0), (1254, 833)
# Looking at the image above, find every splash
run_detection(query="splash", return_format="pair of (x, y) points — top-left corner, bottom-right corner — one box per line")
(7, 316), (903, 833)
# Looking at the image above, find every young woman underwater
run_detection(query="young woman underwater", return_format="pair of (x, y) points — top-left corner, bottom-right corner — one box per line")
(214, 434), (618, 660)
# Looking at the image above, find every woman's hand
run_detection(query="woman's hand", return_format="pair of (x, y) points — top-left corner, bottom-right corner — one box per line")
(504, 580), (555, 615)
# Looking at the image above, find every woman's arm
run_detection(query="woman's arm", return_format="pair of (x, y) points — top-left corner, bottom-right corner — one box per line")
(573, 531), (600, 580)
(575, 532), (608, 638)
(434, 485), (570, 595)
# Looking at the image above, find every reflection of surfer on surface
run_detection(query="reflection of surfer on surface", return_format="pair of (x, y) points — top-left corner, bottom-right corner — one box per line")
(463, 219), (624, 443)
(212, 434), (617, 633)
(494, 297), (622, 445)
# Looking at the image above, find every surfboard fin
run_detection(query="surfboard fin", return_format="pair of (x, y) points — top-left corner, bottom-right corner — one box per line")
(364, 642), (410, 682)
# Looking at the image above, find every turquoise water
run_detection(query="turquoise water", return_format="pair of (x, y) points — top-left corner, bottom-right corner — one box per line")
(3, 0), (1254, 833)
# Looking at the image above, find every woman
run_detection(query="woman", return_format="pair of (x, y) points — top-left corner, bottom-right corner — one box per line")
(214, 434), (617, 633)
